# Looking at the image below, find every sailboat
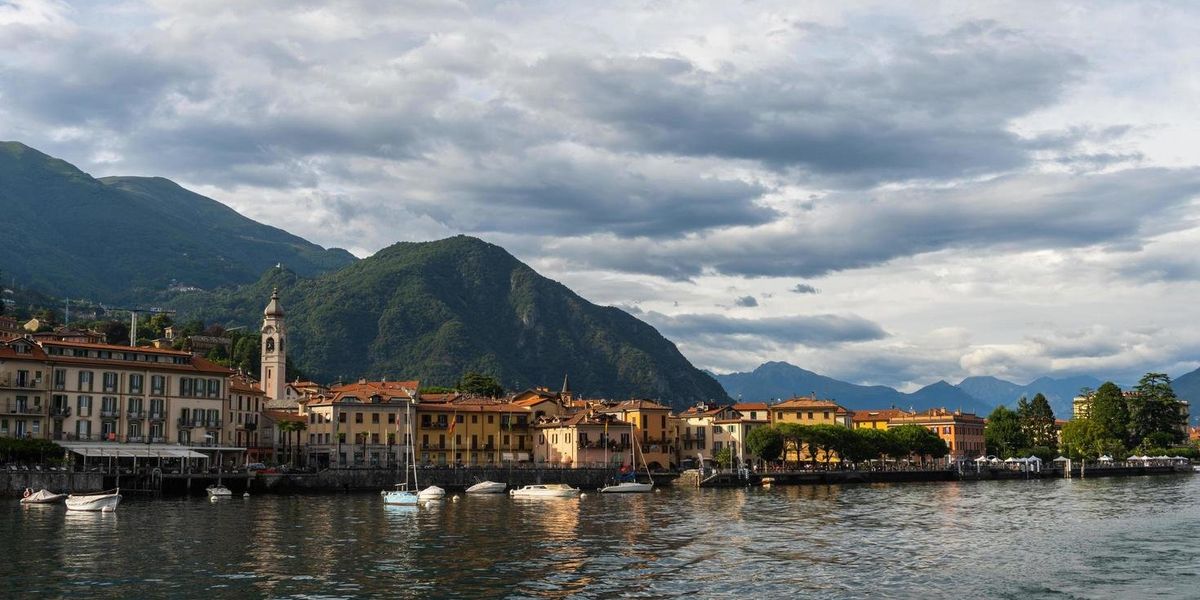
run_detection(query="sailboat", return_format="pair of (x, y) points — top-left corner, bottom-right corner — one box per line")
(383, 402), (419, 506)
(600, 421), (654, 493)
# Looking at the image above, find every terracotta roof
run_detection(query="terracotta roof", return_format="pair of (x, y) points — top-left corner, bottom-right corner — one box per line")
(732, 402), (770, 412)
(38, 339), (194, 356)
(891, 408), (984, 423)
(537, 411), (632, 429)
(514, 396), (560, 407)
(229, 373), (265, 395)
(308, 380), (419, 406)
(678, 404), (729, 417)
(263, 409), (306, 423)
(851, 408), (912, 423)
(773, 396), (850, 413)
(603, 399), (671, 412)
(0, 338), (48, 360)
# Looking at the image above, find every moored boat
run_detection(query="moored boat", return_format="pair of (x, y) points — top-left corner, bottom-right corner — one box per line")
(207, 484), (233, 498)
(383, 484), (419, 505)
(20, 488), (67, 504)
(65, 488), (122, 512)
(599, 481), (654, 493)
(463, 477), (506, 492)
(510, 484), (581, 498)
(417, 485), (446, 501)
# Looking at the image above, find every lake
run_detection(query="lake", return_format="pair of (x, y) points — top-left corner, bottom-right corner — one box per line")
(3, 475), (1198, 598)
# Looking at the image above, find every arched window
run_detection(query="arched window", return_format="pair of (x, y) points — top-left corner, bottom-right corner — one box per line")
(265, 338), (275, 352)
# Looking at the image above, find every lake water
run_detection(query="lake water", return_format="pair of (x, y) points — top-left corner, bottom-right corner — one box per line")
(3, 475), (1198, 599)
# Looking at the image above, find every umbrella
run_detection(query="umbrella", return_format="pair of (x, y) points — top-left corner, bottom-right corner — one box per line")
(1098, 455), (1113, 462)
(1052, 456), (1069, 462)
(1026, 455), (1042, 462)
(974, 455), (989, 462)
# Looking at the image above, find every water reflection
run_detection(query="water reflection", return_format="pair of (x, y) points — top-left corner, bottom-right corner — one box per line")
(3, 475), (1199, 598)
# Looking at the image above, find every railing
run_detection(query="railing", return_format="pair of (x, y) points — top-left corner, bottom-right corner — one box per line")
(0, 377), (42, 389)
(149, 412), (165, 421)
(127, 436), (144, 443)
(127, 410), (146, 420)
(177, 418), (193, 428)
(3, 402), (43, 415)
(151, 437), (165, 444)
(578, 441), (630, 450)
(100, 409), (121, 418)
(421, 443), (447, 450)
(206, 420), (222, 429)
(51, 405), (71, 418)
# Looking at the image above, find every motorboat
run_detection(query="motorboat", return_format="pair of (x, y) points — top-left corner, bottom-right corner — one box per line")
(20, 488), (66, 504)
(65, 488), (122, 512)
(417, 485), (446, 501)
(599, 481), (654, 493)
(465, 480), (507, 494)
(510, 484), (581, 498)
(383, 484), (419, 506)
(207, 484), (233, 498)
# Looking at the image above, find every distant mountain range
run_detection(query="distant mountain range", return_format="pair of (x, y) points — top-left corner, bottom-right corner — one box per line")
(0, 141), (356, 301)
(715, 361), (1200, 420)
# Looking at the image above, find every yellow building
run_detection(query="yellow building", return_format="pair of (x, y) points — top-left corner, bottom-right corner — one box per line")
(852, 408), (912, 430)
(888, 408), (986, 459)
(535, 410), (633, 468)
(415, 398), (535, 466)
(304, 380), (419, 468)
(227, 372), (266, 453)
(772, 395), (854, 427)
(601, 399), (674, 470)
(0, 338), (49, 439)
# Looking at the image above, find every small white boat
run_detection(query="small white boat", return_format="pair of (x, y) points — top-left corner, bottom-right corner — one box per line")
(417, 485), (446, 501)
(510, 484), (581, 498)
(20, 488), (67, 504)
(465, 481), (507, 494)
(383, 485), (419, 506)
(66, 488), (122, 512)
(207, 484), (233, 498)
(599, 481), (654, 493)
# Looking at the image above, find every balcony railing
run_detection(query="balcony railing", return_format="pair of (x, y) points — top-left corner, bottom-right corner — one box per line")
(578, 441), (630, 451)
(127, 410), (146, 420)
(51, 405), (71, 418)
(177, 418), (193, 428)
(3, 402), (43, 415)
(151, 436), (165, 444)
(127, 436), (144, 443)
(149, 412), (165, 421)
(206, 420), (222, 429)
(100, 409), (121, 418)
(0, 376), (42, 389)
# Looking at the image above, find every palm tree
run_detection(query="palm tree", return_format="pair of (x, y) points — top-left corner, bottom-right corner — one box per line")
(292, 420), (308, 467)
(276, 420), (295, 466)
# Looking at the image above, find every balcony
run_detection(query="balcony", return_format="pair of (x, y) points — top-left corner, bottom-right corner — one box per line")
(420, 443), (447, 450)
(127, 436), (144, 443)
(3, 402), (43, 415)
(177, 418), (194, 428)
(206, 420), (223, 429)
(100, 409), (121, 419)
(127, 410), (146, 420)
(578, 440), (630, 451)
(149, 412), (165, 421)
(50, 405), (71, 418)
(0, 376), (42, 389)
(151, 436), (165, 444)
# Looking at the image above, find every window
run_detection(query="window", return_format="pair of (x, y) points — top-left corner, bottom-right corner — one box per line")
(471, 415), (478, 424)
(823, 411), (830, 419)
(150, 398), (164, 417)
(388, 413), (396, 424)
(150, 422), (163, 441)
(456, 414), (464, 424)
(103, 372), (118, 392)
(78, 371), (93, 391)
(53, 369), (66, 390)
(75, 419), (91, 439)
(355, 412), (363, 424)
(208, 379), (220, 398)
(487, 415), (494, 424)
(807, 411), (814, 419)
(372, 413), (380, 424)
(151, 375), (165, 395)
(77, 396), (92, 417)
(371, 433), (380, 444)
(130, 374), (143, 395)
(776, 411), (782, 420)
(339, 412), (346, 423)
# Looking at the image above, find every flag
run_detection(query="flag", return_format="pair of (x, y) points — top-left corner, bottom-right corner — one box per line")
(449, 413), (457, 434)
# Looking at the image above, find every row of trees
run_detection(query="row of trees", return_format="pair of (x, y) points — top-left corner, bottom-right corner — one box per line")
(744, 422), (949, 467)
(984, 392), (1058, 458)
(1061, 373), (1188, 459)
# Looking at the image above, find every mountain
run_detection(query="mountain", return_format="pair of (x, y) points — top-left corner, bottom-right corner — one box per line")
(1172, 366), (1200, 424)
(958, 374), (1104, 420)
(0, 142), (356, 301)
(717, 361), (906, 405)
(907, 380), (993, 415)
(172, 235), (730, 410)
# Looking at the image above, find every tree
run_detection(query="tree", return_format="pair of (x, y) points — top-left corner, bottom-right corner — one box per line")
(1060, 419), (1125, 459)
(774, 423), (810, 468)
(1019, 393), (1057, 450)
(985, 406), (1028, 457)
(890, 424), (948, 462)
(714, 447), (733, 469)
(856, 427), (904, 461)
(1129, 373), (1185, 445)
(1089, 382), (1129, 444)
(458, 372), (504, 398)
(746, 426), (784, 463)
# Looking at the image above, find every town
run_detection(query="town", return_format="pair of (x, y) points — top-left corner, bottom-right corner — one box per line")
(2, 290), (1193, 492)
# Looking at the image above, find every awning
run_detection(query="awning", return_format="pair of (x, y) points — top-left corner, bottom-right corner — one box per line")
(61, 444), (208, 459)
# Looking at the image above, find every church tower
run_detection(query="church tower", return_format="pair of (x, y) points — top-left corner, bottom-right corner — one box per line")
(261, 288), (286, 402)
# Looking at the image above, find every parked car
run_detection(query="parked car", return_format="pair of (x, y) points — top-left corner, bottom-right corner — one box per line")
(245, 462), (267, 471)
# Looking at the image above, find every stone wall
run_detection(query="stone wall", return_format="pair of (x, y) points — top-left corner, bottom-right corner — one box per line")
(1, 471), (103, 495)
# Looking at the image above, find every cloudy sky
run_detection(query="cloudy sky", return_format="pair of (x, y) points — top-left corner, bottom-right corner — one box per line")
(4, 0), (1200, 389)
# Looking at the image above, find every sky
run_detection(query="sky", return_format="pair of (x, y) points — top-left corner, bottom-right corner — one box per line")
(3, 0), (1200, 390)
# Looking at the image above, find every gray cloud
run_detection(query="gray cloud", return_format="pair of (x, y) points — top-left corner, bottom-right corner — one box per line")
(733, 295), (758, 307)
(791, 283), (818, 294)
(642, 311), (888, 347)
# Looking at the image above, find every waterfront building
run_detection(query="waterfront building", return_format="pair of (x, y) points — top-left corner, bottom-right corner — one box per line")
(673, 403), (742, 465)
(534, 410), (633, 467)
(721, 403), (773, 468)
(415, 397), (535, 466)
(303, 379), (418, 468)
(732, 402), (771, 423)
(260, 289), (287, 402)
(600, 399), (674, 469)
(227, 372), (266, 452)
(262, 409), (308, 466)
(888, 408), (985, 459)
(852, 408), (913, 430)
(771, 395), (854, 428)
(0, 337), (49, 439)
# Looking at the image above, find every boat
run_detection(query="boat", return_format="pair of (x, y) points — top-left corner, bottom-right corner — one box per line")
(382, 399), (422, 506)
(207, 484), (233, 498)
(417, 485), (445, 501)
(65, 488), (122, 512)
(599, 421), (655, 493)
(465, 480), (507, 494)
(20, 488), (66, 504)
(510, 484), (581, 498)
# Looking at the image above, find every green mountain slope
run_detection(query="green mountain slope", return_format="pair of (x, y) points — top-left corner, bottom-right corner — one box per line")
(173, 236), (730, 409)
(0, 141), (355, 301)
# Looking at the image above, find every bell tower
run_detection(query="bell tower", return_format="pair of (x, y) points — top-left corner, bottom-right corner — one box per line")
(261, 288), (286, 401)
